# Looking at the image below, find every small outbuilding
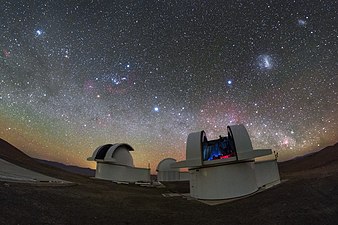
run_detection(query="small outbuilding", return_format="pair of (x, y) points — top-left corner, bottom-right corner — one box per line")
(172, 124), (280, 200)
(156, 158), (189, 182)
(87, 143), (150, 183)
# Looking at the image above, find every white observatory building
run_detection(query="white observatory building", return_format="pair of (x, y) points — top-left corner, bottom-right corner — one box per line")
(156, 158), (189, 182)
(173, 124), (280, 200)
(87, 143), (150, 183)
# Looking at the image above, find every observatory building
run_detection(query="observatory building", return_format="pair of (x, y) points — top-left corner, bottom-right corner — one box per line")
(87, 143), (150, 183)
(173, 124), (280, 200)
(156, 158), (189, 182)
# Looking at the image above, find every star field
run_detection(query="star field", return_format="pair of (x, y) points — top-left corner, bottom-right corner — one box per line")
(0, 0), (337, 171)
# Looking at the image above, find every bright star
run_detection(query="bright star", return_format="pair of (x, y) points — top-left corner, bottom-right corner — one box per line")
(111, 74), (128, 86)
(35, 29), (44, 36)
(154, 107), (159, 112)
(112, 78), (120, 85)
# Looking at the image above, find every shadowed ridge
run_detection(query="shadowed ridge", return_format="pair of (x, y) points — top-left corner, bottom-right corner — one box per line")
(279, 142), (338, 174)
(0, 138), (37, 164)
(36, 158), (95, 177)
(0, 138), (89, 183)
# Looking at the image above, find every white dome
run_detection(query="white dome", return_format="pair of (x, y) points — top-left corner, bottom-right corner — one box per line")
(156, 158), (179, 172)
(112, 147), (134, 167)
(87, 143), (135, 167)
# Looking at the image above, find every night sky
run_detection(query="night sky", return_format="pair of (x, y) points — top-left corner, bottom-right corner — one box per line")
(0, 0), (337, 171)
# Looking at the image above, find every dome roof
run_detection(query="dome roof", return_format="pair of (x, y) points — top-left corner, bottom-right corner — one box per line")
(156, 158), (179, 172)
(111, 145), (134, 167)
(87, 143), (134, 167)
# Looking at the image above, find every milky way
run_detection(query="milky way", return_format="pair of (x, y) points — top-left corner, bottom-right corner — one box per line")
(0, 1), (337, 171)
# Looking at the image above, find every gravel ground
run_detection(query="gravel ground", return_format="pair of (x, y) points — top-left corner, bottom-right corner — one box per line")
(0, 166), (338, 225)
(1, 140), (338, 225)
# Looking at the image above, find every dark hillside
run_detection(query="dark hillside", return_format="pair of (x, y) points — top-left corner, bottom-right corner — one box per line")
(0, 138), (89, 183)
(279, 143), (338, 175)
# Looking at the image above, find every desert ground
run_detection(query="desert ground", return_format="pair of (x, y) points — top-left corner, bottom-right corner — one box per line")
(1, 139), (338, 225)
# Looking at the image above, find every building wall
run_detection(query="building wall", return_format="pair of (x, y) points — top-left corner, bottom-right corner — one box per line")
(95, 163), (150, 182)
(157, 171), (179, 181)
(189, 161), (258, 200)
(179, 172), (190, 181)
(254, 160), (280, 188)
(157, 171), (190, 182)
